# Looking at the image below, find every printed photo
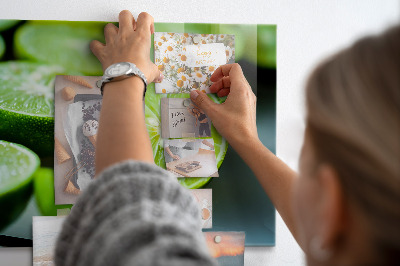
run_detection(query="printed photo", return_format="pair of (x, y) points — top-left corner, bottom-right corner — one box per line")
(161, 98), (211, 138)
(191, 189), (212, 228)
(154, 32), (235, 93)
(204, 231), (246, 266)
(33, 216), (66, 266)
(164, 138), (218, 177)
(54, 75), (102, 204)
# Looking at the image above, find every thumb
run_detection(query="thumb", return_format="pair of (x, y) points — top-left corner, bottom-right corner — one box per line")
(190, 90), (216, 114)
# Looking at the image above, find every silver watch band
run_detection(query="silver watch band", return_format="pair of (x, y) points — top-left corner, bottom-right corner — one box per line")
(97, 62), (148, 97)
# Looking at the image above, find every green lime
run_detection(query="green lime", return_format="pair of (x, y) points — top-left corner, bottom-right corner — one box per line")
(0, 34), (4, 59)
(0, 20), (19, 31)
(256, 25), (276, 68)
(33, 167), (57, 216)
(0, 140), (39, 231)
(33, 167), (72, 215)
(14, 21), (105, 75)
(0, 61), (66, 157)
(145, 83), (228, 189)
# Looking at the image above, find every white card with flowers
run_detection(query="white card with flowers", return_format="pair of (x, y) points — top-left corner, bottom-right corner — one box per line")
(154, 32), (235, 94)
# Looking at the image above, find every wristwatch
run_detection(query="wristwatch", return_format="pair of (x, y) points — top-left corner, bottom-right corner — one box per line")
(96, 62), (148, 97)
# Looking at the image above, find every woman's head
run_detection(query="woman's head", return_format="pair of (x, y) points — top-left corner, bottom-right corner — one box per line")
(294, 25), (400, 265)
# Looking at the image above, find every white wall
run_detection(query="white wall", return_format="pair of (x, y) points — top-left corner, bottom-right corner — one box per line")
(0, 1), (398, 265)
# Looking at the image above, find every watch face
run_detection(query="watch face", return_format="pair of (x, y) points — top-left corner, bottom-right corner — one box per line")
(106, 62), (131, 77)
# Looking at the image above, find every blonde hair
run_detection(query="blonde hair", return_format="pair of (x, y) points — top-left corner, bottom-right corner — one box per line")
(305, 25), (400, 264)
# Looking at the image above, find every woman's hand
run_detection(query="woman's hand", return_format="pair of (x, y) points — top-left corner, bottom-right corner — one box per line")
(90, 10), (163, 83)
(189, 63), (258, 148)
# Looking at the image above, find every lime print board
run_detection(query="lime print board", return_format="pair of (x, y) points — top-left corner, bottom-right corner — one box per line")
(0, 20), (276, 247)
(52, 76), (225, 204)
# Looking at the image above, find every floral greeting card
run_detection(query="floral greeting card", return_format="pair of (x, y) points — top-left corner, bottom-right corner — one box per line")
(154, 32), (235, 93)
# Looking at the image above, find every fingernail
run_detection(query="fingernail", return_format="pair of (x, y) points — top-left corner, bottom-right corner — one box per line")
(155, 72), (164, 83)
(190, 90), (199, 100)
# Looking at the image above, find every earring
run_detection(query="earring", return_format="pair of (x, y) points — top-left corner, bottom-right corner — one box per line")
(309, 235), (332, 262)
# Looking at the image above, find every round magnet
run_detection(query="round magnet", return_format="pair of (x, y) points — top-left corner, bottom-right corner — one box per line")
(183, 98), (191, 107)
(214, 235), (222, 244)
(96, 80), (102, 88)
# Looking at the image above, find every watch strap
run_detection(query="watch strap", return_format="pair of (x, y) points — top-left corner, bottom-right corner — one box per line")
(97, 62), (148, 98)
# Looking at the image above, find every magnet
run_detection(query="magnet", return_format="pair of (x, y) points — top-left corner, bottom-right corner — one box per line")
(183, 98), (191, 107)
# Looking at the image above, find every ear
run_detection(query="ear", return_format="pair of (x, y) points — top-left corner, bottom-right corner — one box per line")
(316, 164), (347, 250)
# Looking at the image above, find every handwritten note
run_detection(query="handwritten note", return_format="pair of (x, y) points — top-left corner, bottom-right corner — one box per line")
(184, 43), (226, 67)
(171, 111), (186, 128)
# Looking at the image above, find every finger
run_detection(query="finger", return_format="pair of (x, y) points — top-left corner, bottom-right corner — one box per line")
(89, 40), (105, 59)
(104, 23), (118, 44)
(210, 63), (243, 83)
(209, 76), (231, 93)
(150, 63), (164, 83)
(153, 71), (164, 83)
(150, 23), (155, 35)
(118, 10), (135, 35)
(190, 90), (217, 114)
(217, 88), (230, 97)
(136, 12), (154, 37)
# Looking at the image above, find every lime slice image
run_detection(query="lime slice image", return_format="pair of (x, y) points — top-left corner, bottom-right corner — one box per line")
(33, 167), (72, 215)
(14, 21), (105, 75)
(145, 83), (228, 189)
(0, 61), (66, 156)
(33, 167), (57, 216)
(0, 20), (19, 32)
(255, 25), (276, 68)
(0, 140), (39, 231)
(0, 34), (4, 59)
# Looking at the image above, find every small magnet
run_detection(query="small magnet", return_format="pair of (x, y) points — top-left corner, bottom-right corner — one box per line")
(214, 235), (222, 244)
(193, 35), (201, 44)
(96, 80), (102, 88)
(183, 98), (191, 107)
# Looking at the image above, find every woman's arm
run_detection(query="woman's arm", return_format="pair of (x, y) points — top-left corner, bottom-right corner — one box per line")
(55, 11), (216, 266)
(95, 78), (153, 174)
(189, 64), (299, 241)
(90, 11), (161, 175)
(230, 136), (298, 240)
(186, 106), (194, 116)
(165, 146), (180, 160)
(201, 139), (214, 149)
